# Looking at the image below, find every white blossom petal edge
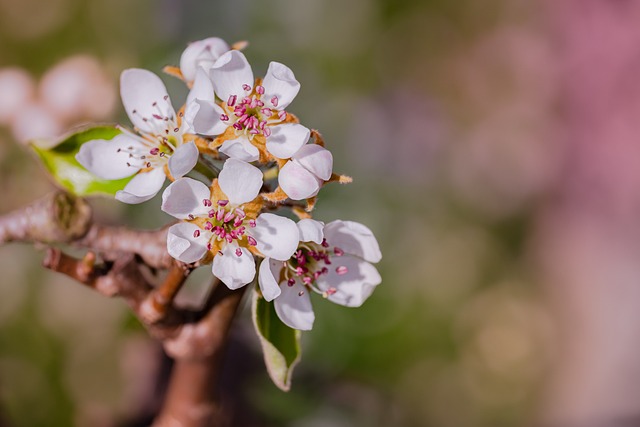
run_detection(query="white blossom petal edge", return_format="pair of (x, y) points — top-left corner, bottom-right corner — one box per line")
(258, 219), (381, 330)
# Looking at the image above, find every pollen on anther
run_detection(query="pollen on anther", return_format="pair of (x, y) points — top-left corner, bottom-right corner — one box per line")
(336, 266), (348, 275)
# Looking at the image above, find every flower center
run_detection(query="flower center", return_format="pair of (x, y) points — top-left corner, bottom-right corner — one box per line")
(119, 96), (185, 170)
(188, 198), (258, 255)
(283, 238), (348, 296)
(220, 84), (287, 140)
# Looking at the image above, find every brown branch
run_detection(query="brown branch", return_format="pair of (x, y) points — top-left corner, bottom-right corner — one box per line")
(154, 282), (247, 427)
(75, 223), (173, 270)
(140, 262), (193, 323)
(0, 191), (173, 269)
(0, 192), (91, 244)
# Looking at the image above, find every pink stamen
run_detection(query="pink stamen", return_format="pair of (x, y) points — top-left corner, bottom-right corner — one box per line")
(242, 83), (251, 91)
(193, 229), (201, 238)
(287, 278), (295, 287)
(326, 287), (337, 296)
(203, 199), (212, 207)
(278, 110), (286, 121)
(271, 96), (278, 107)
(256, 85), (265, 95)
(216, 209), (225, 221)
(208, 209), (216, 218)
(204, 221), (213, 231)
(235, 248), (243, 257)
(263, 127), (271, 137)
(334, 247), (344, 256)
(220, 114), (229, 121)
(336, 266), (348, 275)
(150, 147), (160, 155)
(218, 200), (229, 206)
(249, 219), (257, 228)
(223, 211), (235, 223)
(321, 239), (330, 248)
(247, 236), (257, 246)
(227, 95), (237, 107)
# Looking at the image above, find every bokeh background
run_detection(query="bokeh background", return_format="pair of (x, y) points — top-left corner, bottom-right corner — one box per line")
(1, 0), (638, 426)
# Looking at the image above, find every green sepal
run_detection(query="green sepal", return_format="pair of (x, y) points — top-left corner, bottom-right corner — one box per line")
(31, 125), (134, 197)
(251, 288), (302, 392)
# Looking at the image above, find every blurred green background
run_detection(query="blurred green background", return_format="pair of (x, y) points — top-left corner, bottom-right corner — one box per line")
(0, 0), (562, 426)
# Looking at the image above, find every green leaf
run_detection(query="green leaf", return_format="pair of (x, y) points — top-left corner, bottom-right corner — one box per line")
(30, 125), (134, 197)
(252, 288), (302, 391)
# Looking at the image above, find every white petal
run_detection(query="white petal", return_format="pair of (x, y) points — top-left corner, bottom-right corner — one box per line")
(278, 160), (322, 200)
(265, 124), (310, 159)
(248, 213), (299, 261)
(316, 255), (381, 307)
(180, 37), (230, 83)
(323, 220), (382, 263)
(184, 99), (227, 136)
(120, 69), (175, 134)
(186, 67), (215, 105)
(161, 177), (211, 219)
(168, 141), (199, 179)
(218, 158), (263, 205)
(219, 136), (260, 162)
(76, 134), (143, 180)
(274, 280), (314, 331)
(212, 243), (256, 290)
(258, 257), (282, 302)
(167, 222), (209, 264)
(291, 144), (333, 181)
(211, 50), (254, 102)
(115, 167), (166, 204)
(262, 62), (300, 110)
(183, 68), (227, 136)
(297, 219), (324, 244)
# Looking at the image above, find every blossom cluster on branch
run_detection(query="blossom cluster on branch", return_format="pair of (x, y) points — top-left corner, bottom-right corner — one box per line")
(74, 37), (382, 332)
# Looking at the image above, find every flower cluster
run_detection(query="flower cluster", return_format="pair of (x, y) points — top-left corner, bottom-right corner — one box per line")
(76, 37), (381, 330)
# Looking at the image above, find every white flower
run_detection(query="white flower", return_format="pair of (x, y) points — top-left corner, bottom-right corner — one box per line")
(76, 69), (200, 203)
(187, 50), (311, 162)
(278, 144), (333, 200)
(258, 219), (382, 330)
(179, 37), (230, 84)
(161, 159), (299, 290)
